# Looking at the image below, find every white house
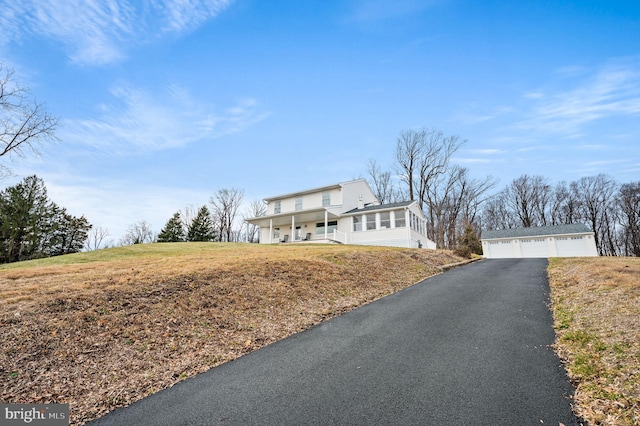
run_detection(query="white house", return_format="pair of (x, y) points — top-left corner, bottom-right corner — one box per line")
(481, 224), (598, 258)
(245, 179), (436, 249)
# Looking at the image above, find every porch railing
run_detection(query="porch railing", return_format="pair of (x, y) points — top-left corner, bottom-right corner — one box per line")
(332, 230), (347, 244)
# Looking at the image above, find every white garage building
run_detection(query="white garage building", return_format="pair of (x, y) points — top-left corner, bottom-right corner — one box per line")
(481, 224), (599, 259)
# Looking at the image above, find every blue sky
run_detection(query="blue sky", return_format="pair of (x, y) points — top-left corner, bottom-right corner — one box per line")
(1, 0), (639, 242)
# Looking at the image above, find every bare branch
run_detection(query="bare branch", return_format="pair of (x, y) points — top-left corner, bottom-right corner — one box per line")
(0, 64), (59, 168)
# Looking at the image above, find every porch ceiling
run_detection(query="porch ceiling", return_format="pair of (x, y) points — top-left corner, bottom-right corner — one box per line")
(246, 208), (339, 227)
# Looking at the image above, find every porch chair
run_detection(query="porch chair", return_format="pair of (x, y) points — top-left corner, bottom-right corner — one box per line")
(280, 235), (289, 243)
(302, 233), (311, 241)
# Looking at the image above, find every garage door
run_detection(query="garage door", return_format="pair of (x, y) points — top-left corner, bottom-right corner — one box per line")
(485, 240), (517, 258)
(520, 238), (549, 258)
(555, 236), (591, 257)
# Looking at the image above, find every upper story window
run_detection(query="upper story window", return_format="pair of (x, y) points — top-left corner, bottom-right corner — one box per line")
(322, 192), (331, 207)
(295, 197), (303, 211)
(274, 201), (281, 214)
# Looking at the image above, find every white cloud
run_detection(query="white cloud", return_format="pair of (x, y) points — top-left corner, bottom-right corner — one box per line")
(468, 149), (506, 155)
(347, 0), (443, 22)
(0, 0), (233, 66)
(515, 59), (640, 136)
(62, 83), (269, 154)
(455, 157), (499, 165)
(523, 92), (544, 99)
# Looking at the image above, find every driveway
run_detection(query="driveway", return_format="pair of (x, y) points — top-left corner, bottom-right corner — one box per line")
(90, 258), (580, 425)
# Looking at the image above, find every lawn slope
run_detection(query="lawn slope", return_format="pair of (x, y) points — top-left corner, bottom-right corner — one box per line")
(549, 257), (640, 425)
(0, 243), (463, 425)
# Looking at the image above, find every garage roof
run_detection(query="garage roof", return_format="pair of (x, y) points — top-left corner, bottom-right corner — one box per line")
(482, 224), (592, 240)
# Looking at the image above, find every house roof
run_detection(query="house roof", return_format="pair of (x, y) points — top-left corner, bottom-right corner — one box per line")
(343, 200), (415, 214)
(262, 179), (369, 202)
(482, 224), (593, 240)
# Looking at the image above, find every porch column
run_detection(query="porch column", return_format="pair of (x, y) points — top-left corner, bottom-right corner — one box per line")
(291, 216), (295, 241)
(269, 219), (273, 243)
(324, 211), (328, 239)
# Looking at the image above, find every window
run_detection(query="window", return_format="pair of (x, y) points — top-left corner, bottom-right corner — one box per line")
(394, 210), (406, 228)
(295, 197), (303, 211)
(366, 214), (376, 230)
(274, 201), (281, 214)
(571, 236), (583, 240)
(353, 216), (362, 231)
(316, 221), (338, 234)
(409, 212), (420, 232)
(273, 228), (280, 239)
(322, 192), (330, 207)
(380, 212), (390, 229)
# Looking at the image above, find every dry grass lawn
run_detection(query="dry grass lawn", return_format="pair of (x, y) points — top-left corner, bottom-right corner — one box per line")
(0, 242), (463, 425)
(548, 257), (640, 425)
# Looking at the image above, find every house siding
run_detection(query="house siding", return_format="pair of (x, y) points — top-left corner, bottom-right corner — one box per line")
(246, 179), (436, 249)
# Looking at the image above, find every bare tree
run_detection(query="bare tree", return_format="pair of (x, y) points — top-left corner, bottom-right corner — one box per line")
(210, 188), (244, 242)
(84, 226), (110, 251)
(617, 181), (640, 257)
(424, 165), (465, 248)
(179, 204), (198, 231)
(366, 159), (400, 204)
(575, 174), (618, 255)
(481, 191), (518, 231)
(395, 129), (425, 202)
(423, 166), (496, 249)
(0, 65), (58, 174)
(458, 173), (498, 229)
(395, 128), (465, 211)
(550, 181), (582, 225)
(503, 175), (552, 228)
(243, 199), (266, 243)
(415, 129), (464, 212)
(120, 220), (155, 245)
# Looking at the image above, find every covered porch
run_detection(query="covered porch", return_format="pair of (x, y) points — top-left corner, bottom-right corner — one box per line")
(246, 208), (343, 244)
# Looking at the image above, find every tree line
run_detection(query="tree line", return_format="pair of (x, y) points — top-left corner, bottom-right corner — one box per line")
(367, 128), (640, 257)
(139, 187), (266, 244)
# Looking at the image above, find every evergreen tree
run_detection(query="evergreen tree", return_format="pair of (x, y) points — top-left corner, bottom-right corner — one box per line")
(41, 205), (92, 256)
(454, 225), (482, 258)
(187, 206), (215, 242)
(158, 212), (186, 242)
(0, 175), (92, 263)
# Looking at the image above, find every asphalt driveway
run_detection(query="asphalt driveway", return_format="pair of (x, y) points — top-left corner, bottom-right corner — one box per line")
(90, 258), (580, 425)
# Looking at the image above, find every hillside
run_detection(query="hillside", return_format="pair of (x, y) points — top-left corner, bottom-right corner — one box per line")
(0, 243), (463, 425)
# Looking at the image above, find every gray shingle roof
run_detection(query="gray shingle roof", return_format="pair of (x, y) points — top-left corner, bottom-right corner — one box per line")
(343, 201), (414, 214)
(482, 224), (593, 240)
